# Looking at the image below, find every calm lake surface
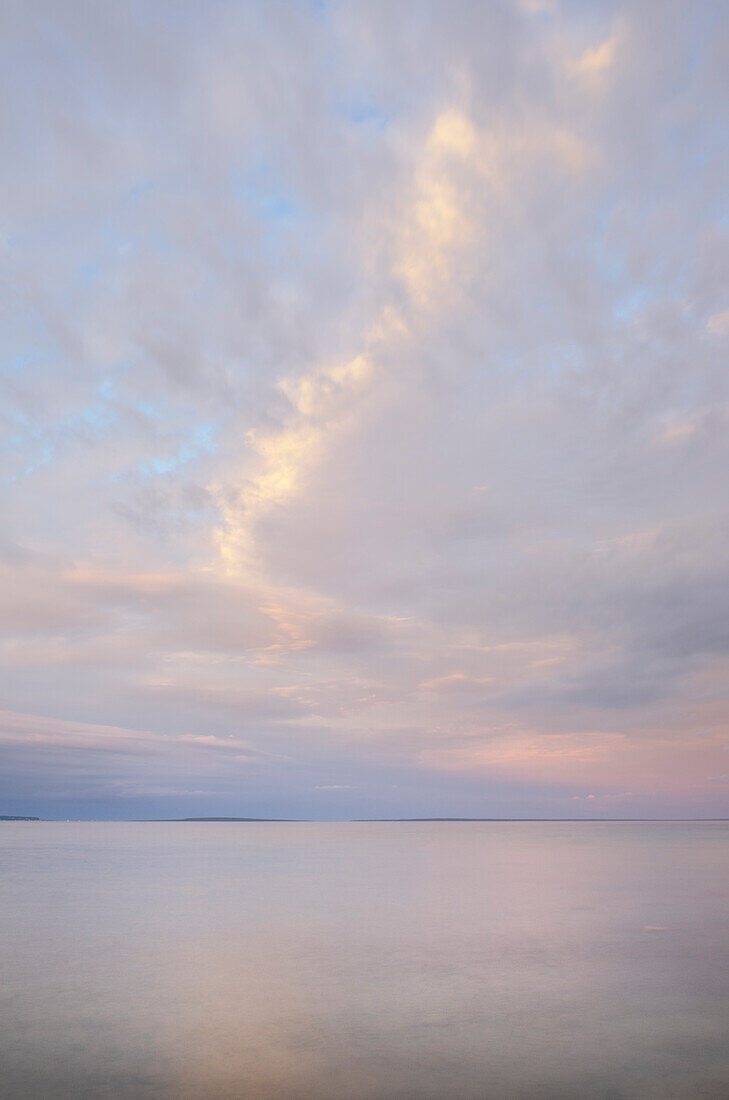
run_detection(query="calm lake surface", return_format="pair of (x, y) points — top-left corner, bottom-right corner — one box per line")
(1, 822), (728, 1099)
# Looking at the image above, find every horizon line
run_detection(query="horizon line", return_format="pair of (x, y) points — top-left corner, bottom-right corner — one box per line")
(4, 816), (729, 824)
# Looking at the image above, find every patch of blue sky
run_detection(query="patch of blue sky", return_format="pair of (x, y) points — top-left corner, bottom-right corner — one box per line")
(10, 443), (56, 484)
(78, 403), (114, 430)
(73, 224), (144, 292)
(593, 194), (620, 237)
(147, 233), (173, 253)
(496, 341), (587, 383)
(137, 420), (219, 480)
(233, 163), (302, 226)
(1, 351), (37, 375)
(684, 1), (724, 75)
(566, 196), (626, 298)
(124, 179), (156, 205)
(78, 261), (100, 283)
(97, 354), (141, 391)
(99, 377), (116, 401)
(613, 286), (654, 322)
(136, 400), (163, 420)
(6, 396), (114, 476)
(339, 97), (391, 131)
(144, 456), (180, 476)
(289, 0), (327, 17)
(4, 408), (32, 435)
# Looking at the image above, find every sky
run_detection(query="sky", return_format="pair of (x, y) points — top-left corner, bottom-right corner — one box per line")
(1, 0), (729, 820)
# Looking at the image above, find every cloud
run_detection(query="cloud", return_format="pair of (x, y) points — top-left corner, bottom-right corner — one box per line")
(570, 28), (622, 83)
(0, 709), (285, 762)
(214, 354), (375, 575)
(706, 308), (729, 337)
(1, 0), (729, 818)
(0, 708), (296, 811)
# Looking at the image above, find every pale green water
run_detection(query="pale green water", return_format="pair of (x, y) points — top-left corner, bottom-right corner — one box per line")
(1, 822), (728, 1099)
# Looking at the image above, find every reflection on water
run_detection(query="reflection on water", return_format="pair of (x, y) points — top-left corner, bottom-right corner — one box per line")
(1, 822), (728, 1099)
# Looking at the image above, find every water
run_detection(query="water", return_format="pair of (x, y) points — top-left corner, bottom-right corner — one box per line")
(1, 822), (728, 1099)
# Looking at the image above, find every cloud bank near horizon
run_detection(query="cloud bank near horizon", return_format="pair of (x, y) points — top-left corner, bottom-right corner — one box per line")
(2, 0), (729, 818)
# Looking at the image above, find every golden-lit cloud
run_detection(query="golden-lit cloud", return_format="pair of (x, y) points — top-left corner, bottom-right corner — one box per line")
(214, 103), (594, 593)
(394, 110), (481, 306)
(214, 355), (374, 574)
(570, 26), (622, 85)
(213, 109), (485, 578)
(706, 308), (729, 337)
